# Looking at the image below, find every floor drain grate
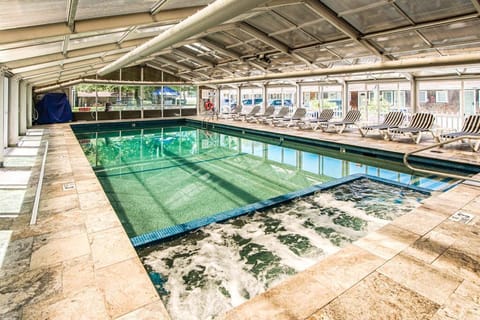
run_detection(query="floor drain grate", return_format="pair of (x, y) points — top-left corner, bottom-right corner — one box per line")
(62, 182), (76, 191)
(449, 211), (474, 224)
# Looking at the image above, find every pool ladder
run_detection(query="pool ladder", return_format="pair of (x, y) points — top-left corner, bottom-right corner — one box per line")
(403, 136), (480, 185)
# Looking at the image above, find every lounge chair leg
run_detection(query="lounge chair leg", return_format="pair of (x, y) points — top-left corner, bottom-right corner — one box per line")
(337, 124), (345, 134)
(358, 127), (366, 137)
(385, 131), (393, 141)
(414, 133), (422, 144)
(471, 140), (480, 152)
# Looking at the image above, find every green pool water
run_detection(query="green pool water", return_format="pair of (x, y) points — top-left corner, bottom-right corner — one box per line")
(75, 124), (453, 238)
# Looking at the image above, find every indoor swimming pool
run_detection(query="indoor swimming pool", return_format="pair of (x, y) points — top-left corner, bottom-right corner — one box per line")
(72, 119), (479, 319)
(73, 120), (459, 243)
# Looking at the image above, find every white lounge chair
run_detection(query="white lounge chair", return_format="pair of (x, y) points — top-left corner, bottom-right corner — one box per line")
(233, 105), (260, 121)
(272, 108), (307, 127)
(296, 109), (334, 130)
(221, 105), (242, 120)
(259, 106), (289, 124)
(359, 111), (405, 137)
(320, 110), (361, 134)
(386, 112), (435, 144)
(436, 114), (480, 151)
(246, 106), (275, 123)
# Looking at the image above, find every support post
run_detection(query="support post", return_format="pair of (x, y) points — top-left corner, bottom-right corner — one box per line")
(411, 76), (417, 114)
(27, 84), (33, 128)
(261, 84), (267, 112)
(8, 76), (20, 146)
(295, 83), (301, 109)
(19, 80), (27, 135)
(0, 73), (4, 166)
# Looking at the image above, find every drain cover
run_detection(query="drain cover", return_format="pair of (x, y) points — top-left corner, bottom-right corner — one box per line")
(62, 182), (76, 191)
(449, 211), (474, 224)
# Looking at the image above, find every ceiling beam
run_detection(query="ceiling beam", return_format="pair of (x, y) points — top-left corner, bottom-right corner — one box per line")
(196, 52), (480, 85)
(199, 39), (242, 60)
(66, 0), (79, 32)
(154, 56), (193, 71)
(364, 13), (478, 38)
(238, 22), (318, 68)
(471, 0), (480, 14)
(98, 0), (268, 75)
(238, 22), (289, 53)
(173, 48), (215, 68)
(5, 38), (149, 69)
(62, 35), (70, 56)
(303, 0), (388, 60)
(20, 54), (122, 79)
(151, 0), (171, 15)
(146, 62), (194, 81)
(0, 6), (204, 45)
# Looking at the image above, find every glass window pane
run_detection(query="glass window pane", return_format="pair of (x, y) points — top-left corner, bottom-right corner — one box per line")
(0, 1), (66, 29)
(283, 148), (296, 167)
(301, 152), (319, 174)
(76, 0), (157, 20)
(418, 80), (462, 130)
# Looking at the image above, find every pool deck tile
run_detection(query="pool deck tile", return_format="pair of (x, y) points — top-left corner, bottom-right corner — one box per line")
(116, 301), (172, 320)
(95, 258), (161, 319)
(307, 272), (440, 320)
(402, 230), (456, 264)
(1, 118), (480, 319)
(22, 287), (109, 320)
(30, 233), (90, 270)
(353, 223), (420, 260)
(304, 244), (385, 293)
(89, 226), (137, 269)
(378, 253), (462, 305)
(391, 207), (448, 236)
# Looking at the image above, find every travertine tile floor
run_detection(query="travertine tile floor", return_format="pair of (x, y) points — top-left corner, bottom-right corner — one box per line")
(0, 118), (479, 320)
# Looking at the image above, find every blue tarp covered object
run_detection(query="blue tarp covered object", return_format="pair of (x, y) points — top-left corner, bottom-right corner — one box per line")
(153, 86), (179, 96)
(35, 93), (73, 124)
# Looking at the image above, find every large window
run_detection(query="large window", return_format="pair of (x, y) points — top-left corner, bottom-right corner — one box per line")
(240, 87), (262, 112)
(418, 80), (461, 129)
(463, 80), (480, 115)
(266, 86), (296, 112)
(72, 84), (197, 114)
(301, 84), (343, 118)
(219, 88), (238, 113)
(349, 81), (411, 123)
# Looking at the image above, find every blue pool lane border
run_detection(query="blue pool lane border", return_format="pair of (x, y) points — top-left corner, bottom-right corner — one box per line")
(130, 173), (431, 248)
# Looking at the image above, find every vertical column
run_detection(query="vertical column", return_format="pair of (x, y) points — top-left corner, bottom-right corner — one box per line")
(410, 76), (417, 114)
(237, 86), (241, 110)
(160, 71), (164, 118)
(196, 86), (200, 115)
(27, 85), (33, 128)
(140, 66), (144, 119)
(19, 80), (27, 135)
(0, 73), (5, 166)
(8, 76), (20, 146)
(375, 82), (380, 122)
(295, 83), (301, 109)
(261, 84), (266, 112)
(214, 86), (221, 118)
(343, 81), (348, 116)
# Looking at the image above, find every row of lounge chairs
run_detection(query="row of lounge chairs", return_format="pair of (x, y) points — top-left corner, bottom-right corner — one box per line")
(219, 105), (480, 151)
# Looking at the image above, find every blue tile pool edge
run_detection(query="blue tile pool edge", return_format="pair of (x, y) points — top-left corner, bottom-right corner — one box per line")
(130, 173), (431, 248)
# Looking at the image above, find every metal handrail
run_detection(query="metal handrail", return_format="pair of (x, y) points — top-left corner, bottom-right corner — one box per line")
(403, 136), (480, 183)
(30, 141), (48, 225)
